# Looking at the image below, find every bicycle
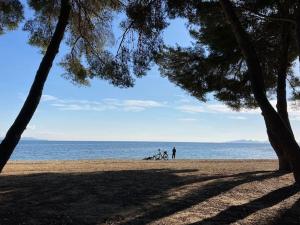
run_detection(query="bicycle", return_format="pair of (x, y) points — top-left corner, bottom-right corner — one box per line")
(143, 149), (168, 160)
(154, 150), (168, 160)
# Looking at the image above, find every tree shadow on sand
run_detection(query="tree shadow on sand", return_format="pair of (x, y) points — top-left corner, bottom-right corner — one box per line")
(123, 170), (287, 225)
(269, 194), (300, 225)
(189, 184), (299, 225)
(0, 169), (291, 225)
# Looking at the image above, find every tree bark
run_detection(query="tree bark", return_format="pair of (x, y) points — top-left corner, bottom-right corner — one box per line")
(276, 5), (293, 134)
(266, 122), (291, 171)
(271, 19), (293, 171)
(295, 1), (300, 66)
(264, 11), (293, 172)
(0, 0), (71, 172)
(220, 0), (300, 183)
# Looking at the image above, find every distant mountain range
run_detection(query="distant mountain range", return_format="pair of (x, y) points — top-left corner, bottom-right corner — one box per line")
(226, 139), (268, 144)
(0, 138), (267, 143)
(21, 137), (45, 141)
(0, 137), (46, 141)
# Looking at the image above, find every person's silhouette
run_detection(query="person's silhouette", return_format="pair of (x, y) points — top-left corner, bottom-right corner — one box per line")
(172, 147), (176, 159)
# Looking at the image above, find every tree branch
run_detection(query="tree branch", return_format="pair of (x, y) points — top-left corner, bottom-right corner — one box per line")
(115, 0), (157, 56)
(249, 11), (296, 24)
(116, 20), (134, 56)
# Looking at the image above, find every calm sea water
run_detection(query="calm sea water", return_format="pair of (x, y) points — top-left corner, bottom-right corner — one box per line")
(10, 141), (276, 160)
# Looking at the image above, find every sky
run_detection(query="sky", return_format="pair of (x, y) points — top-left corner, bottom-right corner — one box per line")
(1, 4), (300, 142)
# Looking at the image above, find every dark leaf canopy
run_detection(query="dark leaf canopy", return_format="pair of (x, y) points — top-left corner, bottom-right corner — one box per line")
(23, 0), (133, 87)
(23, 0), (166, 88)
(0, 0), (24, 35)
(156, 0), (299, 110)
(119, 0), (168, 77)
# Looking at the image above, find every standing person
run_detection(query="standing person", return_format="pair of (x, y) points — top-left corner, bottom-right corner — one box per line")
(172, 147), (176, 159)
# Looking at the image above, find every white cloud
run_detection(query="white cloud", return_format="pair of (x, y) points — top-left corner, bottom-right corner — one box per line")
(266, 99), (300, 121)
(177, 118), (198, 122)
(177, 98), (192, 104)
(228, 116), (247, 120)
(42, 95), (166, 112)
(35, 94), (300, 122)
(290, 116), (300, 121)
(26, 124), (36, 130)
(123, 106), (145, 112)
(41, 94), (58, 102)
(177, 100), (300, 122)
(177, 102), (260, 115)
(122, 100), (165, 112)
(177, 105), (205, 113)
(206, 104), (230, 113)
(286, 101), (300, 121)
(206, 104), (260, 114)
(123, 100), (164, 108)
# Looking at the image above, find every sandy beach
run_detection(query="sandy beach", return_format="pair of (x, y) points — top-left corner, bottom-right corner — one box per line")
(1, 160), (299, 224)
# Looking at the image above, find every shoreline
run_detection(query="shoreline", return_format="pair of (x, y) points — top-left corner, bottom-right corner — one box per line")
(7, 158), (277, 163)
(3, 159), (278, 175)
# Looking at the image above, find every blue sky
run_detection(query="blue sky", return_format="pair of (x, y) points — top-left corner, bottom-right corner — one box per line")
(1, 5), (300, 142)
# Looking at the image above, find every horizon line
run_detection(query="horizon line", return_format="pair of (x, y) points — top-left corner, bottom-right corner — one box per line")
(17, 138), (269, 143)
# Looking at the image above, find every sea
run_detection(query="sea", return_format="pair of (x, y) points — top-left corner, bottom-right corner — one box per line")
(10, 141), (277, 160)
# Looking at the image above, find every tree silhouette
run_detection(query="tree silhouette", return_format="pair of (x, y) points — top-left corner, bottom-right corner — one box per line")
(154, 0), (300, 177)
(0, 0), (23, 35)
(0, 0), (164, 171)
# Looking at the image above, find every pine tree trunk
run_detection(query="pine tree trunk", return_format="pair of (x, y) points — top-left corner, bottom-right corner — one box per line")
(220, 0), (300, 183)
(295, 2), (300, 66)
(261, 107), (300, 178)
(0, 0), (71, 172)
(272, 20), (293, 172)
(266, 122), (291, 171)
(276, 9), (293, 135)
